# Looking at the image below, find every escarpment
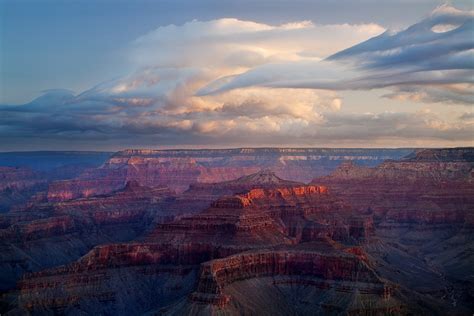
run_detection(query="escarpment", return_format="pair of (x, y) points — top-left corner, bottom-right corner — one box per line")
(0, 181), (176, 291)
(310, 148), (474, 314)
(46, 148), (410, 201)
(2, 148), (473, 315)
(17, 242), (246, 314)
(189, 250), (392, 306)
(0, 167), (47, 212)
(313, 148), (474, 224)
(147, 174), (361, 247)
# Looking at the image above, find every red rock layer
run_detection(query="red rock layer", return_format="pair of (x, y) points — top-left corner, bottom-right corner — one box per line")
(0, 167), (45, 191)
(160, 169), (308, 218)
(20, 216), (76, 241)
(46, 148), (410, 201)
(148, 178), (367, 247)
(312, 153), (474, 226)
(0, 167), (47, 212)
(190, 249), (392, 307)
(7, 148), (473, 315)
(0, 181), (174, 246)
(17, 243), (391, 313)
(17, 242), (245, 312)
(20, 242), (243, 277)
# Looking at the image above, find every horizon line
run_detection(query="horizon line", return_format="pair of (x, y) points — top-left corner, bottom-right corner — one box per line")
(1, 146), (474, 154)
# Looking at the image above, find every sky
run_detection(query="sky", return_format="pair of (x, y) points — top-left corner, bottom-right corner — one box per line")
(0, 0), (473, 151)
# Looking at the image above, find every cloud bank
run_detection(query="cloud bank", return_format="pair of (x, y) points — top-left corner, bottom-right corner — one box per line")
(201, 5), (474, 106)
(0, 5), (472, 150)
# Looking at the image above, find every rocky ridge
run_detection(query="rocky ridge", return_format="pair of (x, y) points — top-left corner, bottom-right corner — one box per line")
(46, 148), (412, 201)
(1, 148), (472, 315)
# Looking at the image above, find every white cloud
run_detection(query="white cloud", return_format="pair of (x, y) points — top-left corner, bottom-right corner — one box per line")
(129, 18), (384, 69)
(201, 5), (474, 106)
(1, 8), (472, 148)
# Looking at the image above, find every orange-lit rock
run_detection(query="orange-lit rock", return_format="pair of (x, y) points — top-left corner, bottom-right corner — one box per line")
(46, 148), (409, 201)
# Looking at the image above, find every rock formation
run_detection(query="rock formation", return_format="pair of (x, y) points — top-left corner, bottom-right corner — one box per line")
(0, 152), (112, 212)
(12, 169), (391, 315)
(1, 148), (472, 315)
(46, 148), (411, 201)
(147, 170), (363, 246)
(0, 181), (175, 291)
(0, 167), (47, 213)
(312, 148), (474, 314)
(183, 248), (400, 315)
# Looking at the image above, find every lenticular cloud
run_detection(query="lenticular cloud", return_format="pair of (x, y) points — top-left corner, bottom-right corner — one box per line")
(0, 5), (472, 148)
(200, 5), (474, 105)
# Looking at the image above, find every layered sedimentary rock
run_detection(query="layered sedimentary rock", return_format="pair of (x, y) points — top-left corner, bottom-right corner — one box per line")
(17, 242), (401, 315)
(192, 249), (384, 301)
(312, 148), (474, 314)
(16, 242), (244, 314)
(155, 169), (306, 220)
(0, 181), (175, 291)
(149, 194), (292, 246)
(47, 148), (411, 201)
(4, 180), (174, 233)
(14, 170), (373, 315)
(402, 147), (474, 162)
(3, 148), (473, 315)
(0, 167), (45, 192)
(312, 148), (474, 244)
(0, 152), (112, 212)
(313, 148), (474, 221)
(49, 180), (173, 226)
(0, 167), (47, 213)
(182, 248), (400, 315)
(147, 171), (362, 246)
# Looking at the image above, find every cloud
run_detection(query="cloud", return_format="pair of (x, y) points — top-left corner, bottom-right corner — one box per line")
(201, 5), (474, 106)
(1, 88), (472, 149)
(0, 7), (472, 150)
(129, 18), (384, 69)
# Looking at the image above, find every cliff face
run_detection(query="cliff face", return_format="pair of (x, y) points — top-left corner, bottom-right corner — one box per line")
(0, 167), (47, 212)
(17, 243), (397, 316)
(16, 242), (244, 314)
(0, 167), (45, 191)
(0, 181), (175, 291)
(14, 170), (378, 315)
(311, 148), (474, 314)
(314, 148), (473, 214)
(46, 148), (411, 201)
(187, 249), (395, 312)
(402, 147), (474, 162)
(147, 173), (361, 247)
(160, 169), (308, 219)
(193, 250), (383, 295)
(312, 153), (474, 224)
(2, 148), (473, 316)
(6, 180), (174, 235)
(50, 181), (174, 225)
(313, 148), (474, 228)
(0, 152), (112, 211)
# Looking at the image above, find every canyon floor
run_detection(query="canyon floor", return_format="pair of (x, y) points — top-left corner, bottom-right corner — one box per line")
(0, 148), (472, 315)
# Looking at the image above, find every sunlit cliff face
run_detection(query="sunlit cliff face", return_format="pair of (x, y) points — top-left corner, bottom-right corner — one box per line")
(0, 5), (472, 150)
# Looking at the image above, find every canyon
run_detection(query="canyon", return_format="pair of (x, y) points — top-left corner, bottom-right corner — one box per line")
(0, 147), (472, 315)
(46, 148), (411, 201)
(0, 152), (111, 213)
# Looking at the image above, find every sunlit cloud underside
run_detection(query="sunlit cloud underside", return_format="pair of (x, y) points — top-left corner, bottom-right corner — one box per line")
(0, 5), (472, 150)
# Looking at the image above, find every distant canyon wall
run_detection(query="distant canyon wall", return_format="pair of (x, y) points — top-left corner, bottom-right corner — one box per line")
(47, 148), (413, 201)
